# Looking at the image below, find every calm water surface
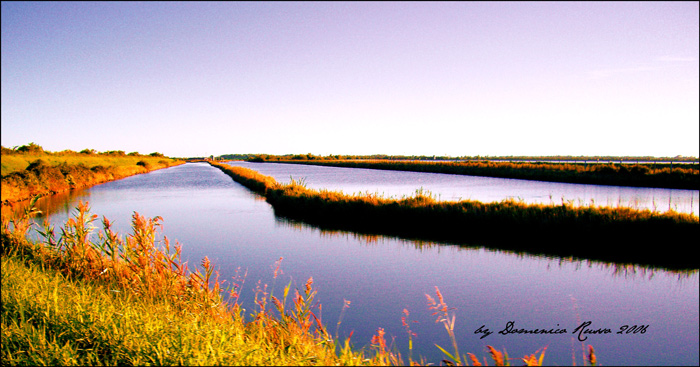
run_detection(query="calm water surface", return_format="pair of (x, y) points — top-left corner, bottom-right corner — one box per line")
(227, 161), (699, 215)
(30, 163), (699, 365)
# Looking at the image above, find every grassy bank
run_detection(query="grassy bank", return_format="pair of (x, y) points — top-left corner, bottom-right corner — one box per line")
(210, 162), (699, 270)
(1, 143), (184, 205)
(1, 200), (578, 366)
(256, 159), (699, 190)
(0, 202), (349, 365)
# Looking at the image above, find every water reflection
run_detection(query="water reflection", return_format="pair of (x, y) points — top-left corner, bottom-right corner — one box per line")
(1, 188), (91, 220)
(9, 188), (699, 285)
(275, 215), (698, 281)
(226, 161), (699, 215)
(4, 163), (697, 365)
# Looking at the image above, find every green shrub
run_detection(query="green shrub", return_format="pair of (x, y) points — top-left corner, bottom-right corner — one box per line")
(15, 142), (45, 154)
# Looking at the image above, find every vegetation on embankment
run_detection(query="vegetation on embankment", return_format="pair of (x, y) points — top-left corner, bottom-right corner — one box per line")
(0, 201), (350, 365)
(252, 159), (700, 190)
(1, 200), (571, 366)
(210, 162), (699, 270)
(225, 152), (699, 163)
(1, 143), (184, 204)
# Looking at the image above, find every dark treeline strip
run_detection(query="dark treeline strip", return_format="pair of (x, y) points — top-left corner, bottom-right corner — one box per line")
(1, 142), (168, 158)
(209, 162), (699, 270)
(261, 159), (699, 190)
(222, 152), (699, 163)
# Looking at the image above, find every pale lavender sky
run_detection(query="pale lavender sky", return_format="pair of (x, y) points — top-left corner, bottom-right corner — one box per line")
(2, 1), (698, 158)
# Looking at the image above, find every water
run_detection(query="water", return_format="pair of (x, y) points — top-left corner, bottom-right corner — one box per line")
(226, 161), (699, 215)
(24, 162), (699, 365)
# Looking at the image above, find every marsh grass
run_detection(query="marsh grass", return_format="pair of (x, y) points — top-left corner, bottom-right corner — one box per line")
(1, 201), (353, 365)
(1, 154), (173, 176)
(2, 199), (590, 365)
(422, 287), (596, 367)
(271, 159), (699, 190)
(210, 162), (698, 269)
(1, 147), (183, 205)
(212, 163), (278, 195)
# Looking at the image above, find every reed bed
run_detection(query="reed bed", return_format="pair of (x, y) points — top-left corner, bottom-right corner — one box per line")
(1, 200), (577, 366)
(1, 144), (183, 205)
(213, 163), (278, 194)
(1, 200), (345, 365)
(209, 162), (699, 270)
(266, 159), (699, 190)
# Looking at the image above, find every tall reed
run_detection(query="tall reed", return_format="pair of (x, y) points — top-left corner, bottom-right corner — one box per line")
(1, 201), (348, 365)
(2, 200), (591, 365)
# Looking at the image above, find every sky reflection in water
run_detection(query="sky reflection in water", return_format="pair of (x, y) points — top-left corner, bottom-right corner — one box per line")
(25, 163), (699, 366)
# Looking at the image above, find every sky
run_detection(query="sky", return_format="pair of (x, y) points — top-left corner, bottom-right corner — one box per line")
(2, 1), (698, 158)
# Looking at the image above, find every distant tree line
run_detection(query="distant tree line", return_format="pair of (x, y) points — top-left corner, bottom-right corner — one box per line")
(2, 143), (165, 158)
(214, 152), (698, 163)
